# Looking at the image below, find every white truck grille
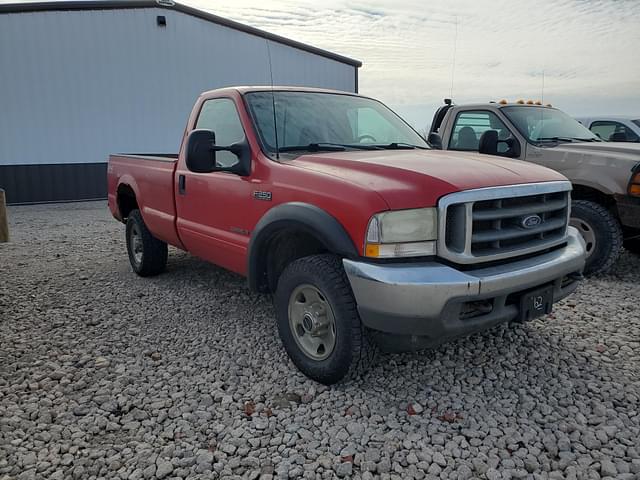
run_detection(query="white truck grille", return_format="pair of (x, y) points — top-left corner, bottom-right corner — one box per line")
(438, 181), (572, 264)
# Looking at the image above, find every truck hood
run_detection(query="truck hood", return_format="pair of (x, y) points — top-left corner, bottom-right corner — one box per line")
(556, 142), (640, 156)
(289, 149), (566, 210)
(530, 142), (639, 196)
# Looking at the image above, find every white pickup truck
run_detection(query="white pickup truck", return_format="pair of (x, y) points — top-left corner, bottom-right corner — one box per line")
(428, 100), (640, 275)
(575, 116), (640, 143)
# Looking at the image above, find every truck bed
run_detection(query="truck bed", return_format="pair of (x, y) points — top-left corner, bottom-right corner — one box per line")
(107, 154), (183, 249)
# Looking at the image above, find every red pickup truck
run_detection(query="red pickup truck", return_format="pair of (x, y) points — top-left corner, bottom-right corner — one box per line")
(108, 87), (586, 384)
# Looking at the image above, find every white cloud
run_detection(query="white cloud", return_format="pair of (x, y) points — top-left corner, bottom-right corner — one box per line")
(4, 0), (635, 127)
(187, 0), (640, 128)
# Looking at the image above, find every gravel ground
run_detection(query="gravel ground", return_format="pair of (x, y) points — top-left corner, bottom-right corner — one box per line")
(1, 201), (639, 480)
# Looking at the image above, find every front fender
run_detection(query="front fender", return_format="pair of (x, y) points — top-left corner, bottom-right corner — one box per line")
(247, 202), (358, 292)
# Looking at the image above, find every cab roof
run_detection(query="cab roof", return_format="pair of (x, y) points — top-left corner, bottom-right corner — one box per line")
(451, 103), (556, 110)
(200, 86), (365, 97)
(575, 115), (639, 120)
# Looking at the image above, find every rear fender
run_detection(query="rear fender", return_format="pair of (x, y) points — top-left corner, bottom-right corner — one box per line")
(114, 174), (142, 221)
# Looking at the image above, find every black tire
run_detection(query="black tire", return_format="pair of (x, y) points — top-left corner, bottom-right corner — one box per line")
(125, 209), (168, 277)
(570, 200), (622, 275)
(274, 254), (376, 385)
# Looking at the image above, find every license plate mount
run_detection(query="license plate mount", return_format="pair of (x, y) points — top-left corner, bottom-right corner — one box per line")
(517, 284), (554, 322)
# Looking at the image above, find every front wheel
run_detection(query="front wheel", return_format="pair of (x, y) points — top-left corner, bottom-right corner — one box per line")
(569, 200), (622, 275)
(274, 254), (376, 384)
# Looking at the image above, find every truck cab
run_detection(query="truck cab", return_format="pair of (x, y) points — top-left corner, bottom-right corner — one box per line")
(428, 100), (640, 275)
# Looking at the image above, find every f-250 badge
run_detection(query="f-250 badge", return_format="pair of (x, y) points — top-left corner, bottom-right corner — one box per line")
(253, 191), (272, 201)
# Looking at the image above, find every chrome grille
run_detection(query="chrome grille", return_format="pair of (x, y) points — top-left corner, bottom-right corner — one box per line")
(438, 182), (572, 264)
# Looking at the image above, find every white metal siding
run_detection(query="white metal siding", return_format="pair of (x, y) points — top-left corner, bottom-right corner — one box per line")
(0, 8), (356, 167)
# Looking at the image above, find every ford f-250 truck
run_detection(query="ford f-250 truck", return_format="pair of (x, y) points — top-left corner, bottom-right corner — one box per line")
(427, 100), (640, 275)
(108, 87), (585, 384)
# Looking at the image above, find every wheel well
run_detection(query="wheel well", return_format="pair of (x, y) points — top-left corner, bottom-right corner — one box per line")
(117, 184), (138, 221)
(264, 228), (329, 293)
(571, 184), (614, 208)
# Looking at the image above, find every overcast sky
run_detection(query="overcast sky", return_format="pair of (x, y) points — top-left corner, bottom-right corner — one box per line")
(188, 0), (640, 129)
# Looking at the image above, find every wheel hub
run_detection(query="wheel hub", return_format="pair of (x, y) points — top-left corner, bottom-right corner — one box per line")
(130, 224), (144, 264)
(570, 216), (596, 259)
(288, 285), (336, 361)
(302, 314), (314, 332)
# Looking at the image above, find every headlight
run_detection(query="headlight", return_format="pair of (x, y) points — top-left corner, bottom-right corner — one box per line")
(364, 208), (437, 258)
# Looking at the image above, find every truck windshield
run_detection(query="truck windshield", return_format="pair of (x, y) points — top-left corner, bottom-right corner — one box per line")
(502, 106), (601, 144)
(244, 91), (429, 155)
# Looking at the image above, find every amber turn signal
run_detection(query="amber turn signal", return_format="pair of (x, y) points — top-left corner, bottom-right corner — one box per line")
(630, 172), (640, 197)
(365, 244), (380, 257)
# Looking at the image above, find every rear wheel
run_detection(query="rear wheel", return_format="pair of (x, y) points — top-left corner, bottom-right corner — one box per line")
(125, 209), (168, 277)
(274, 254), (376, 384)
(570, 200), (622, 275)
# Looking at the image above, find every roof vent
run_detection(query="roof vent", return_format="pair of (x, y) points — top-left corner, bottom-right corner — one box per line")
(156, 0), (175, 6)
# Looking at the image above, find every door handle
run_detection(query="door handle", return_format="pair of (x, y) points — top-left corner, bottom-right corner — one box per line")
(178, 175), (186, 195)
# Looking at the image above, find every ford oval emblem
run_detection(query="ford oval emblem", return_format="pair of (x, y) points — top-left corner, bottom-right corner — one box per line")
(521, 214), (542, 229)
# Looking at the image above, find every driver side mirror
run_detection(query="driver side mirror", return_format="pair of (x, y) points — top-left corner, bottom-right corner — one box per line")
(186, 129), (251, 176)
(478, 130), (499, 155)
(503, 136), (521, 157)
(427, 132), (443, 150)
(479, 130), (521, 158)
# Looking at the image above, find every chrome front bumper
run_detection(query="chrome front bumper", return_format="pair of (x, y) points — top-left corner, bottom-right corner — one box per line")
(343, 227), (585, 343)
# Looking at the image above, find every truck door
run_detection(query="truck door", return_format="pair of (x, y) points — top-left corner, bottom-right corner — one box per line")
(174, 97), (254, 275)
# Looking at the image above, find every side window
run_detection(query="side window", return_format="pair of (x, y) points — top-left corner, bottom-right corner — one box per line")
(449, 110), (512, 152)
(196, 99), (245, 167)
(590, 121), (639, 142)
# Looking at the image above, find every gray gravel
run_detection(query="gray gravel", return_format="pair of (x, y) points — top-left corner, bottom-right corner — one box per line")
(1, 201), (639, 480)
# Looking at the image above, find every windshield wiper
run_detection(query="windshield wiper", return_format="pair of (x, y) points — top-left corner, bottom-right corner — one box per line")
(279, 143), (346, 152)
(278, 142), (383, 153)
(570, 137), (601, 142)
(277, 141), (429, 153)
(536, 136), (601, 144)
(376, 142), (429, 150)
(535, 136), (575, 143)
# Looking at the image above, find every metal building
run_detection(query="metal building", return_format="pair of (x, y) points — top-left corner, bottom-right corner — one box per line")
(0, 1), (361, 204)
